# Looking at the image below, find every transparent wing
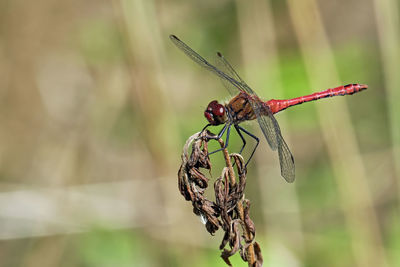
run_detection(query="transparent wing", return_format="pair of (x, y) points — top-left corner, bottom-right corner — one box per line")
(260, 109), (295, 182)
(213, 52), (240, 96)
(169, 35), (242, 94)
(254, 109), (279, 151)
(277, 130), (295, 183)
(216, 52), (279, 150)
(215, 52), (255, 95)
(171, 35), (295, 182)
(216, 52), (295, 182)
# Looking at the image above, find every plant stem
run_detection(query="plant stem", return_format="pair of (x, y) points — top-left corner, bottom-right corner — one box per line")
(218, 138), (256, 266)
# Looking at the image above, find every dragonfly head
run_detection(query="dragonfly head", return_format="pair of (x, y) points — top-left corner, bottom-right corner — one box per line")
(204, 100), (227, 125)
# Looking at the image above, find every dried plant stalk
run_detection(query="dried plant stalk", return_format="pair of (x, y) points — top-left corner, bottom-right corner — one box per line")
(178, 130), (263, 266)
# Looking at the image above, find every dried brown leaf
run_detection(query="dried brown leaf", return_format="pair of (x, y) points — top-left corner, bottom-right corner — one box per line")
(178, 130), (263, 266)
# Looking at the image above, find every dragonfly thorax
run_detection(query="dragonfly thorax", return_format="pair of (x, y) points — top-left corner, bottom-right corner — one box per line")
(204, 100), (227, 125)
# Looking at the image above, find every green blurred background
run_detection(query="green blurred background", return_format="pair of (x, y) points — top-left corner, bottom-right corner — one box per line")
(0, 0), (399, 266)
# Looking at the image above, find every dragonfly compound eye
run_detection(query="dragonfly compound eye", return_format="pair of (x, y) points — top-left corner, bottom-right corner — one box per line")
(204, 100), (226, 125)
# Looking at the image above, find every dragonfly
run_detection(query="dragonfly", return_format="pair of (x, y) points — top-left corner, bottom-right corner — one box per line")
(170, 34), (367, 183)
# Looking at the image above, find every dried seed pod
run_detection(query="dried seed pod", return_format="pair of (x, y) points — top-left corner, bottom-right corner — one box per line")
(178, 130), (262, 266)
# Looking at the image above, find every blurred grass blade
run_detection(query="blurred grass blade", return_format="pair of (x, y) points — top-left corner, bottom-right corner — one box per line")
(234, 0), (304, 261)
(373, 0), (400, 202)
(287, 0), (387, 266)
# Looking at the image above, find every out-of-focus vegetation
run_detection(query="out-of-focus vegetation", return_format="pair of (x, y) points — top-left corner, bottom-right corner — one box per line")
(0, 0), (399, 266)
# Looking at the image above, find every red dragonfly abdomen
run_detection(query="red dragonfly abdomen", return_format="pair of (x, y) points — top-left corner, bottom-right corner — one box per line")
(266, 83), (368, 114)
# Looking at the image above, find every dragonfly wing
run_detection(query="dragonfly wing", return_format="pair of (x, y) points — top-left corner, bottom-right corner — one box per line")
(250, 102), (280, 150)
(277, 132), (295, 183)
(171, 35), (295, 182)
(214, 53), (241, 96)
(170, 35), (242, 93)
(215, 52), (255, 95)
(215, 50), (295, 181)
(216, 52), (278, 148)
(255, 105), (295, 182)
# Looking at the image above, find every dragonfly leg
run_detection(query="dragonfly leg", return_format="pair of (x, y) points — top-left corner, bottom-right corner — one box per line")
(236, 125), (259, 167)
(200, 123), (212, 135)
(208, 123), (232, 156)
(234, 124), (247, 154)
(195, 123), (212, 141)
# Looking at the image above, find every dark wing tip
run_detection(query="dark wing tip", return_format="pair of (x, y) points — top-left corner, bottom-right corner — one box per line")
(169, 34), (180, 41)
(284, 173), (295, 183)
(279, 143), (295, 183)
(286, 155), (295, 183)
(283, 164), (295, 183)
(216, 51), (223, 57)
